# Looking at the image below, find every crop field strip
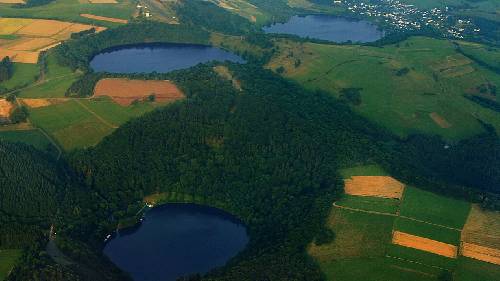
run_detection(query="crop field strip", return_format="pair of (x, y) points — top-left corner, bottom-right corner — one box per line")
(0, 18), (105, 64)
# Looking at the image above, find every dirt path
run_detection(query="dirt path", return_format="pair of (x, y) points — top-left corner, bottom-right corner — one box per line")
(74, 99), (118, 129)
(333, 202), (462, 231)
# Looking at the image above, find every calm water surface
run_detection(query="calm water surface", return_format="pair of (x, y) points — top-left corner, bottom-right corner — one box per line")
(263, 15), (384, 43)
(90, 43), (245, 73)
(103, 204), (248, 281)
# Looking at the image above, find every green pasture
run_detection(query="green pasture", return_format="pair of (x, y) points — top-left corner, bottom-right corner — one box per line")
(336, 195), (400, 214)
(0, 129), (53, 151)
(269, 37), (500, 140)
(0, 0), (133, 27)
(393, 218), (461, 245)
(399, 186), (471, 229)
(0, 249), (21, 281)
(339, 164), (388, 178)
(0, 63), (38, 93)
(386, 244), (457, 270)
(454, 257), (500, 281)
(28, 99), (114, 150)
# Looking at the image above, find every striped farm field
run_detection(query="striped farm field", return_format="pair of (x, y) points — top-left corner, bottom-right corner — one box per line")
(94, 78), (185, 106)
(0, 18), (104, 63)
(344, 176), (405, 199)
(392, 231), (458, 258)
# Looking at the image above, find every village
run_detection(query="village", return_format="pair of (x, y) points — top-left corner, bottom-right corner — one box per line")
(335, 0), (481, 39)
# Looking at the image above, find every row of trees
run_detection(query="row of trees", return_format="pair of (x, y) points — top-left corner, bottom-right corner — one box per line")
(0, 57), (13, 82)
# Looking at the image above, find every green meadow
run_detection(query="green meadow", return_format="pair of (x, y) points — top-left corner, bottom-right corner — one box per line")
(0, 63), (38, 92)
(0, 249), (21, 281)
(0, 0), (134, 27)
(269, 37), (500, 140)
(0, 129), (53, 151)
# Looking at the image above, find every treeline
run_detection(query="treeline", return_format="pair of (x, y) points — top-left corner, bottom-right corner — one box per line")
(15, 0), (54, 8)
(174, 0), (256, 35)
(53, 21), (210, 71)
(0, 57), (13, 82)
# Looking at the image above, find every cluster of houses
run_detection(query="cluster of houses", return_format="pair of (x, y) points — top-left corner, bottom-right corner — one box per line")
(336, 0), (481, 39)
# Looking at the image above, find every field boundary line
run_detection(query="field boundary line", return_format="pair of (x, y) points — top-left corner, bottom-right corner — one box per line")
(385, 255), (447, 270)
(74, 99), (118, 129)
(333, 202), (461, 231)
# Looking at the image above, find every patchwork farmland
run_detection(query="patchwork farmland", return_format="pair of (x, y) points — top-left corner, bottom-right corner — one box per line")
(310, 165), (500, 281)
(0, 18), (104, 64)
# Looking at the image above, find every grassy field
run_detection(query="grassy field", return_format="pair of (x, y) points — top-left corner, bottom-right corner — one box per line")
(339, 164), (388, 178)
(0, 0), (134, 27)
(27, 97), (159, 150)
(336, 195), (400, 214)
(0, 63), (38, 92)
(0, 129), (53, 150)
(399, 187), (471, 229)
(454, 257), (500, 281)
(0, 249), (21, 281)
(17, 53), (80, 98)
(393, 218), (461, 245)
(268, 37), (500, 141)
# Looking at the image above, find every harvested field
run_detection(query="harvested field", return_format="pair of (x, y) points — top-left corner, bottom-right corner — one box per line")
(344, 176), (405, 199)
(80, 14), (128, 24)
(0, 99), (13, 118)
(7, 37), (56, 51)
(430, 112), (452, 128)
(462, 205), (500, 250)
(461, 242), (500, 265)
(392, 231), (458, 258)
(16, 20), (73, 37)
(21, 99), (53, 108)
(0, 18), (102, 64)
(93, 79), (184, 106)
(0, 0), (25, 3)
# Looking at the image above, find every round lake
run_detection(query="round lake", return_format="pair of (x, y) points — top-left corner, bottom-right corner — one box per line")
(263, 15), (384, 43)
(103, 204), (249, 281)
(90, 43), (245, 73)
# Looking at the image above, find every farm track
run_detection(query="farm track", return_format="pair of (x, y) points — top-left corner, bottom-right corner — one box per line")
(74, 99), (118, 129)
(332, 202), (462, 231)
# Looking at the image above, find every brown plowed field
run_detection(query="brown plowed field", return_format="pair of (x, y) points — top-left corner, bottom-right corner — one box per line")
(392, 231), (458, 258)
(80, 14), (128, 24)
(461, 242), (500, 265)
(0, 99), (13, 118)
(94, 79), (184, 106)
(344, 176), (405, 199)
(430, 112), (452, 128)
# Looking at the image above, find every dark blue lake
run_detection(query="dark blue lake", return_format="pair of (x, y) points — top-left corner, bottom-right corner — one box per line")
(103, 204), (249, 281)
(90, 43), (245, 73)
(263, 15), (384, 43)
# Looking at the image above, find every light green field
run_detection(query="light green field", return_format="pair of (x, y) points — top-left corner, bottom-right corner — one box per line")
(0, 0), (134, 27)
(17, 53), (80, 98)
(386, 244), (457, 270)
(0, 63), (38, 92)
(399, 186), (471, 229)
(394, 218), (461, 245)
(0, 249), (21, 281)
(0, 129), (53, 151)
(340, 164), (388, 178)
(28, 97), (160, 150)
(268, 37), (500, 140)
(28, 99), (114, 150)
(336, 195), (400, 214)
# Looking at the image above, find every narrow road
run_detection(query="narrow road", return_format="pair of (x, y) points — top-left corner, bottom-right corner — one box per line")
(332, 202), (462, 231)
